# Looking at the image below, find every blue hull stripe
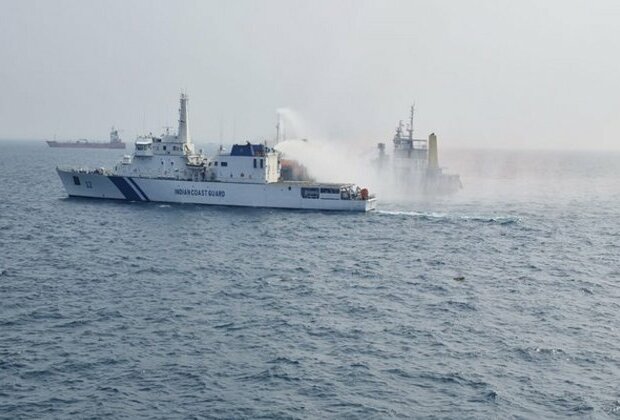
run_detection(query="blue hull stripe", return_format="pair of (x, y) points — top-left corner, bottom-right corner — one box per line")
(109, 176), (142, 201)
(127, 177), (150, 202)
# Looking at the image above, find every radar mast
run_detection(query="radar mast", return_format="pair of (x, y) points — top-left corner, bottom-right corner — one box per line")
(407, 104), (415, 141)
(177, 93), (190, 144)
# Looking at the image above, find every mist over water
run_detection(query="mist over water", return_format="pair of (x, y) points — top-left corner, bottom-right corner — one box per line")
(441, 148), (620, 204)
(271, 109), (620, 209)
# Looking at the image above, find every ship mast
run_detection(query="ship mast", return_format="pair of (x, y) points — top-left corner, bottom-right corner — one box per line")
(408, 104), (415, 141)
(275, 113), (282, 144)
(275, 110), (286, 144)
(178, 93), (190, 144)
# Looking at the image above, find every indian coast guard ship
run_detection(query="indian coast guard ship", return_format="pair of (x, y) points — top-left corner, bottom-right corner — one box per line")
(56, 94), (376, 211)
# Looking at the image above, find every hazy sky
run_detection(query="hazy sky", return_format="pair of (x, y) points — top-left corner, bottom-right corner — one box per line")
(1, 0), (619, 149)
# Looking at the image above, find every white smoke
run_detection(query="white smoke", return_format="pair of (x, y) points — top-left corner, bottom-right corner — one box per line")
(273, 108), (377, 188)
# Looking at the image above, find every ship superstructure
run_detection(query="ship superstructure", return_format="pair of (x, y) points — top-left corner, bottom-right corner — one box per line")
(376, 105), (461, 195)
(56, 94), (376, 211)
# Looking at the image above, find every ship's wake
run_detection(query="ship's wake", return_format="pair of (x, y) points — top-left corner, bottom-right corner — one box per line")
(375, 209), (520, 225)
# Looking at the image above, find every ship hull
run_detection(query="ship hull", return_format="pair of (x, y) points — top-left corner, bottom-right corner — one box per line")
(57, 169), (376, 212)
(47, 141), (126, 149)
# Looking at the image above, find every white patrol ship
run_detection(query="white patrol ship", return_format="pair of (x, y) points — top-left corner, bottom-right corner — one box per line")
(56, 94), (376, 212)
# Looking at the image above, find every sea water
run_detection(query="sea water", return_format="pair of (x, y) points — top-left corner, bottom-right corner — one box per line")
(1, 141), (619, 418)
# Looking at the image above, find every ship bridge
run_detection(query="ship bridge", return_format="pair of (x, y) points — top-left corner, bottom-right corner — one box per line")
(230, 143), (267, 157)
(206, 142), (280, 184)
(115, 93), (199, 179)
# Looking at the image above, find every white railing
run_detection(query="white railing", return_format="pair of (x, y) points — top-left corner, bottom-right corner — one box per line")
(56, 165), (112, 175)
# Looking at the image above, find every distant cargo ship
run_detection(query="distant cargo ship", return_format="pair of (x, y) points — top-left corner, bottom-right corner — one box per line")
(46, 128), (126, 149)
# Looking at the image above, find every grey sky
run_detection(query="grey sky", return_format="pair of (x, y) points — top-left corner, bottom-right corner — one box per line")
(1, 0), (619, 149)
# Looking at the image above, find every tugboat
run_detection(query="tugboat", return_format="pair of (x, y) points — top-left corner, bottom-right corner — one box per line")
(375, 105), (461, 195)
(46, 127), (126, 149)
(56, 94), (376, 212)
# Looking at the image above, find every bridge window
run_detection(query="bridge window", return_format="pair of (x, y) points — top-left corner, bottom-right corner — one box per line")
(73, 176), (80, 186)
(301, 187), (319, 199)
(221, 162), (228, 167)
(320, 188), (340, 194)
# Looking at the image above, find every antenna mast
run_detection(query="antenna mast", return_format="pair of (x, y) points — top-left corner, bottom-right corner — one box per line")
(408, 103), (415, 140)
(275, 113), (281, 144)
(219, 116), (223, 144)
